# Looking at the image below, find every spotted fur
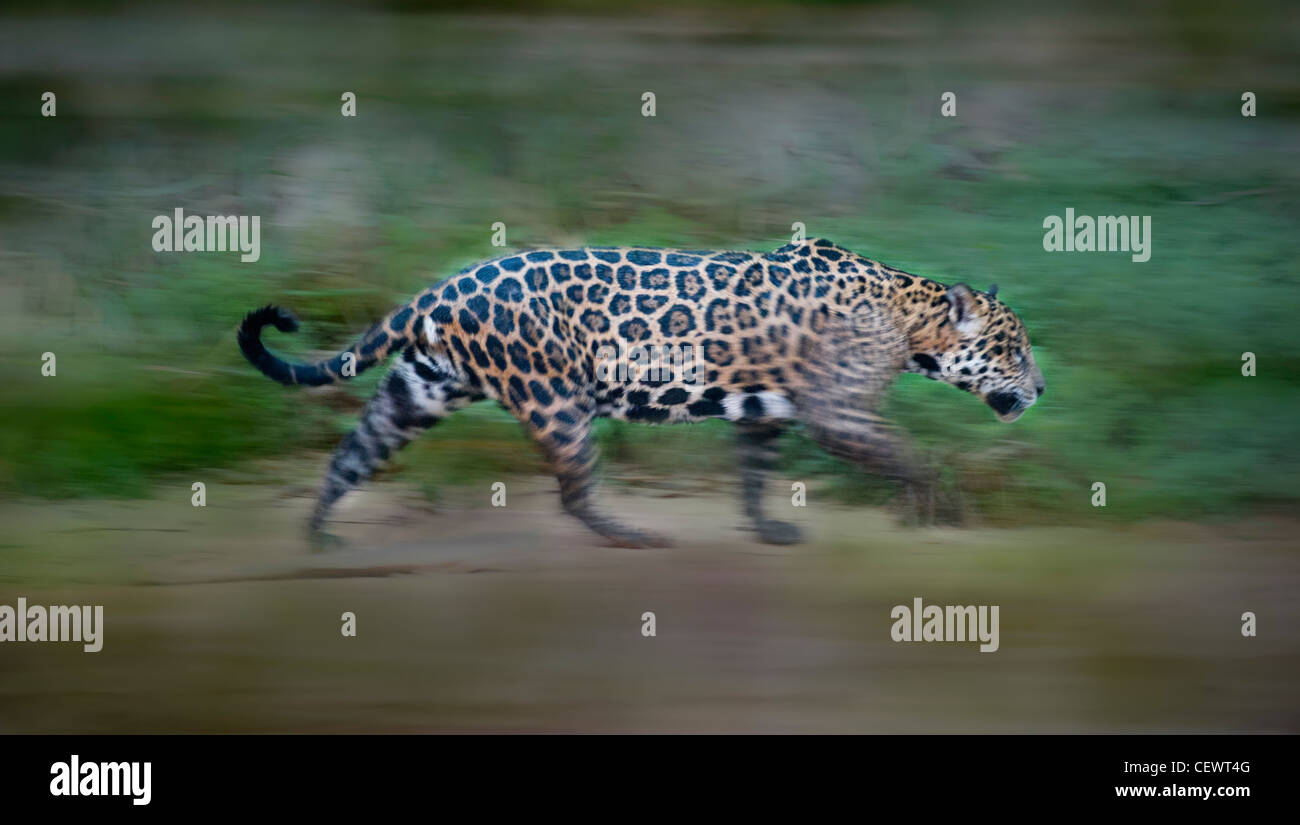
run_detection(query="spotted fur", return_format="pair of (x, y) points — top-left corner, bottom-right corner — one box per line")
(238, 238), (1044, 547)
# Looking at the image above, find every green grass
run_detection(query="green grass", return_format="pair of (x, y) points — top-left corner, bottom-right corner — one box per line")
(1, 3), (1297, 523)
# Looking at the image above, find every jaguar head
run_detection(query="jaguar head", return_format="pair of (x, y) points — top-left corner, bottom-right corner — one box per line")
(906, 283), (1044, 422)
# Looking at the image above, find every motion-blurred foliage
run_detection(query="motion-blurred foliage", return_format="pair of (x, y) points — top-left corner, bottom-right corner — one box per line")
(1, 1), (1297, 522)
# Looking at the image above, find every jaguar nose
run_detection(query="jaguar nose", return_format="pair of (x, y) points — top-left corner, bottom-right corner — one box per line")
(987, 391), (1020, 416)
(1035, 383), (1045, 398)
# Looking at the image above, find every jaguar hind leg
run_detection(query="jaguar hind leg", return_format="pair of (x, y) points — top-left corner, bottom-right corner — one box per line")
(518, 395), (672, 549)
(309, 347), (475, 548)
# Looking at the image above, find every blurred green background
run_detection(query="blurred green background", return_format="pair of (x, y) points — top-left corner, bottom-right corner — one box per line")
(2, 0), (1298, 523)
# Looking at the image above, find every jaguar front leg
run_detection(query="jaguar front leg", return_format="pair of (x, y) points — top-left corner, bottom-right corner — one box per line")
(735, 422), (804, 545)
(799, 307), (944, 526)
(805, 408), (937, 526)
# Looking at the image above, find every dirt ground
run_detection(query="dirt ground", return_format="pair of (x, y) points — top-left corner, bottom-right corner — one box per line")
(1, 458), (1297, 734)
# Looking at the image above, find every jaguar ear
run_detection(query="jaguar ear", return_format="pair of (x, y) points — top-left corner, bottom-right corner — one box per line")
(944, 283), (982, 334)
(987, 283), (999, 299)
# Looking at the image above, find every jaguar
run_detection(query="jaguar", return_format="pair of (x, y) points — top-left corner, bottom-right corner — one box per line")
(238, 238), (1044, 547)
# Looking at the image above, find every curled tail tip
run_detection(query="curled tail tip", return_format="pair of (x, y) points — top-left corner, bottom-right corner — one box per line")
(239, 304), (311, 386)
(240, 304), (299, 337)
